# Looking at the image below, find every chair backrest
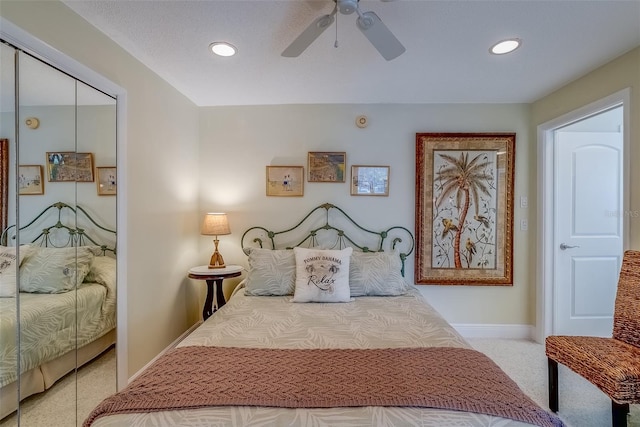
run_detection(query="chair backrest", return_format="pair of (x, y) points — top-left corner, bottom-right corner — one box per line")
(612, 250), (640, 347)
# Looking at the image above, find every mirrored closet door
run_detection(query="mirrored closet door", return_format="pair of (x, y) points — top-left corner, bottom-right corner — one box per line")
(0, 41), (117, 426)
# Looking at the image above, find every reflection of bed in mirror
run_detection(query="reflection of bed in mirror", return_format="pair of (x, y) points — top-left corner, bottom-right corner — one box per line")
(0, 202), (117, 420)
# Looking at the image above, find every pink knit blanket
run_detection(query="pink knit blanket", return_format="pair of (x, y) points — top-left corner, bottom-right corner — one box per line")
(84, 346), (564, 427)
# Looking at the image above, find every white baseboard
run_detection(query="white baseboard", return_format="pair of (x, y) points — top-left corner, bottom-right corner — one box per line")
(452, 323), (535, 340)
(128, 321), (202, 383)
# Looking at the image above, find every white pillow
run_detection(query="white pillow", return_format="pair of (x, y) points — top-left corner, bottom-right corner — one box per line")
(19, 246), (95, 293)
(292, 247), (352, 303)
(349, 250), (410, 296)
(0, 246), (32, 297)
(244, 248), (296, 295)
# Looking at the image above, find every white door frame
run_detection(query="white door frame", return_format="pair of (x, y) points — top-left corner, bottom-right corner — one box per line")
(1, 18), (129, 388)
(535, 88), (631, 343)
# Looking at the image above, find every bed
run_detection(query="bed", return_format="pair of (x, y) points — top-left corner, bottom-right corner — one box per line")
(0, 202), (117, 420)
(84, 203), (562, 427)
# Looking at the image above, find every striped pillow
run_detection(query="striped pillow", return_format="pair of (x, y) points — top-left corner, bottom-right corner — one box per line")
(244, 248), (296, 296)
(349, 250), (409, 296)
(19, 246), (95, 293)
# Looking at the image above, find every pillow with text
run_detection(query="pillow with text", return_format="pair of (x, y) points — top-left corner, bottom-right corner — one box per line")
(292, 247), (352, 303)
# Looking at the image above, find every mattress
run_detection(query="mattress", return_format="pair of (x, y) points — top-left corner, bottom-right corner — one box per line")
(89, 287), (559, 427)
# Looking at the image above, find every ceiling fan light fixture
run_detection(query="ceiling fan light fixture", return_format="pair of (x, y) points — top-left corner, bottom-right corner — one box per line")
(338, 0), (358, 15)
(490, 38), (521, 55)
(282, 0), (405, 61)
(209, 42), (237, 57)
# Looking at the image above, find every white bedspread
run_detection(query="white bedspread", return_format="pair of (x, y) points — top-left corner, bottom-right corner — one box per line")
(92, 287), (538, 427)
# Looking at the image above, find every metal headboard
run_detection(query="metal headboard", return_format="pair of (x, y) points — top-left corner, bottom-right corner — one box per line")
(241, 202), (414, 276)
(0, 201), (116, 255)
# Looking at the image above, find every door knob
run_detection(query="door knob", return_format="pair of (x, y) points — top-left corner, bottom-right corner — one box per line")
(560, 243), (580, 250)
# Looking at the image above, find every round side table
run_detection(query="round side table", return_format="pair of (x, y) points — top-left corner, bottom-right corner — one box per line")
(188, 265), (242, 320)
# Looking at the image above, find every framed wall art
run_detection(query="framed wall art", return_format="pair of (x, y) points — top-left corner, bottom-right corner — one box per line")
(18, 165), (44, 195)
(266, 166), (304, 196)
(350, 165), (389, 196)
(96, 166), (117, 196)
(415, 133), (515, 286)
(46, 152), (94, 182)
(308, 152), (346, 183)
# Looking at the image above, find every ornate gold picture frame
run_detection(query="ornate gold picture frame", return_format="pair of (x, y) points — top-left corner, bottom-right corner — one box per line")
(415, 133), (515, 286)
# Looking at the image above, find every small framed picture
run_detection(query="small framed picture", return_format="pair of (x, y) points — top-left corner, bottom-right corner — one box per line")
(96, 167), (117, 196)
(350, 165), (389, 196)
(18, 165), (44, 195)
(266, 166), (304, 197)
(46, 152), (94, 182)
(308, 152), (346, 183)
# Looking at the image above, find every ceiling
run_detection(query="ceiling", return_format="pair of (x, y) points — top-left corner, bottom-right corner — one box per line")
(55, 0), (640, 106)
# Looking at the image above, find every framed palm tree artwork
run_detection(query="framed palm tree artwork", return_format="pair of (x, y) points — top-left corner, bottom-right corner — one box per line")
(415, 133), (515, 286)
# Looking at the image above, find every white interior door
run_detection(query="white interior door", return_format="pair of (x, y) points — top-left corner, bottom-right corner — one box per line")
(553, 131), (623, 336)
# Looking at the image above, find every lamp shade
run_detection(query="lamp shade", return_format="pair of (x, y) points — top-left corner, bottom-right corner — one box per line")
(201, 213), (231, 236)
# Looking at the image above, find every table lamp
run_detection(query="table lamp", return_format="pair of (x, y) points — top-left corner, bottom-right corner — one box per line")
(201, 212), (231, 269)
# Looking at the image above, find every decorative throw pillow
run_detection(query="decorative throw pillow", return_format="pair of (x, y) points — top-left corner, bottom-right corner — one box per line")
(292, 247), (352, 303)
(349, 250), (410, 296)
(244, 248), (296, 295)
(19, 246), (95, 293)
(0, 246), (33, 297)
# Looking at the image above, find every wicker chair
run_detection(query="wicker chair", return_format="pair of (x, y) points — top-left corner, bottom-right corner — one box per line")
(545, 249), (640, 427)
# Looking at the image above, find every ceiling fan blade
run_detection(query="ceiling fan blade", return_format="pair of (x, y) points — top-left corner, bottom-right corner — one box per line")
(356, 11), (405, 61)
(282, 12), (336, 57)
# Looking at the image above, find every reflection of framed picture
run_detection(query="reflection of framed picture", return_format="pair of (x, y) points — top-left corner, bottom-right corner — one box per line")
(350, 165), (389, 196)
(415, 133), (515, 286)
(308, 152), (346, 183)
(266, 166), (304, 197)
(46, 152), (94, 182)
(96, 166), (117, 196)
(18, 165), (44, 195)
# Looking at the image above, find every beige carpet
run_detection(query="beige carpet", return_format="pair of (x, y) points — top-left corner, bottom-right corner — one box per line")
(1, 340), (638, 426)
(0, 347), (116, 427)
(469, 338), (639, 427)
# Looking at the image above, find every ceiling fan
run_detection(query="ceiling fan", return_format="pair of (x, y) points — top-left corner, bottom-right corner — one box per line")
(282, 0), (405, 61)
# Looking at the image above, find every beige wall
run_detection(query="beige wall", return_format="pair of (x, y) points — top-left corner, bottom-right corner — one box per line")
(199, 103), (536, 325)
(531, 46), (640, 250)
(1, 1), (201, 377)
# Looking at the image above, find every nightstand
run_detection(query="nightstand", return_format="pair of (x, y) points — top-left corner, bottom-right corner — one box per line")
(188, 265), (243, 320)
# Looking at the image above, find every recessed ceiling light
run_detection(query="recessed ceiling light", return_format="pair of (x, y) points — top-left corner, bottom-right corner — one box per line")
(210, 42), (237, 57)
(490, 38), (521, 55)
